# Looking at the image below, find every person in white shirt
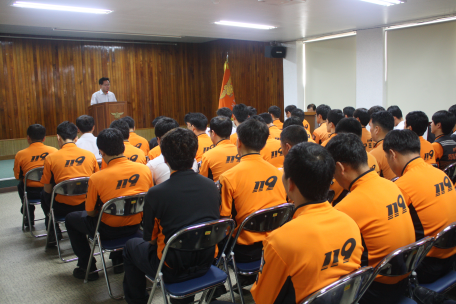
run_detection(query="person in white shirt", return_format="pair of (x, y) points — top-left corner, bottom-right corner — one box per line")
(388, 105), (405, 130)
(75, 115), (101, 162)
(205, 107), (236, 136)
(90, 77), (117, 105)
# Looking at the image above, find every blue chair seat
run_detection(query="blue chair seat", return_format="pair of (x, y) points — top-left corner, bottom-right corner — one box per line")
(235, 260), (261, 273)
(397, 295), (417, 304)
(55, 215), (66, 222)
(99, 230), (143, 250)
(165, 265), (227, 297)
(422, 270), (456, 294)
(28, 199), (41, 205)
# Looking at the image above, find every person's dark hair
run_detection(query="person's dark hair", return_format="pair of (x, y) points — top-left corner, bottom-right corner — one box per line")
(109, 119), (130, 140)
(291, 108), (305, 121)
(387, 105), (403, 119)
(122, 116), (135, 129)
(75, 115), (94, 134)
(216, 107), (232, 119)
(383, 130), (421, 155)
(210, 116), (232, 138)
(335, 118), (362, 138)
(268, 106), (281, 119)
(326, 134), (367, 170)
(283, 116), (304, 129)
(27, 124), (46, 142)
(343, 107), (355, 118)
(405, 111), (429, 137)
(232, 104), (249, 123)
(184, 112), (208, 131)
(285, 105), (297, 115)
(316, 104), (331, 120)
(97, 128), (125, 156)
(353, 108), (370, 126)
(152, 116), (166, 127)
(368, 106), (386, 118)
(247, 106), (257, 116)
(237, 118), (269, 151)
(371, 111), (394, 132)
(161, 128), (198, 171)
(259, 113), (273, 124)
(98, 77), (109, 85)
(307, 104), (316, 111)
(57, 121), (78, 141)
(284, 143), (334, 201)
(280, 126), (308, 146)
(327, 109), (344, 127)
(432, 110), (456, 135)
(249, 115), (266, 124)
(449, 105), (456, 118)
(154, 117), (179, 138)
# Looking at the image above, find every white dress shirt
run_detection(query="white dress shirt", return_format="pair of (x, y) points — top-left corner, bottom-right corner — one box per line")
(394, 120), (405, 130)
(90, 89), (117, 105)
(147, 154), (198, 185)
(76, 133), (102, 161)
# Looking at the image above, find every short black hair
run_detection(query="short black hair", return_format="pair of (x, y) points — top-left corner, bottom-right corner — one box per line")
(405, 111), (429, 137)
(237, 118), (269, 151)
(316, 104), (331, 120)
(247, 106), (257, 116)
(335, 118), (362, 138)
(216, 107), (232, 119)
(259, 113), (273, 124)
(27, 124), (46, 142)
(232, 104), (249, 123)
(184, 112), (208, 131)
(152, 116), (166, 127)
(161, 128), (198, 171)
(75, 115), (95, 133)
(326, 133), (367, 170)
(353, 108), (370, 126)
(383, 130), (421, 155)
(268, 106), (281, 119)
(284, 142), (334, 201)
(249, 115), (266, 124)
(154, 117), (179, 138)
(283, 116), (304, 128)
(327, 109), (344, 127)
(387, 105), (403, 119)
(97, 128), (125, 156)
(368, 106), (386, 118)
(371, 111), (394, 132)
(307, 104), (316, 111)
(280, 126), (308, 146)
(285, 105), (297, 114)
(210, 116), (232, 138)
(122, 116), (135, 129)
(449, 105), (456, 118)
(99, 77), (109, 85)
(110, 119), (130, 140)
(343, 107), (355, 118)
(432, 110), (456, 135)
(291, 108), (305, 121)
(57, 121), (78, 141)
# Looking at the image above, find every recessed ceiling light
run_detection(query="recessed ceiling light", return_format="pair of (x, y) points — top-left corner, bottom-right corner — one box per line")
(215, 20), (276, 30)
(386, 16), (456, 30)
(11, 1), (113, 14)
(360, 0), (405, 6)
(304, 31), (356, 43)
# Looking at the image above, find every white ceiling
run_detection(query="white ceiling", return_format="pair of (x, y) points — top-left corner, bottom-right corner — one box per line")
(0, 0), (455, 43)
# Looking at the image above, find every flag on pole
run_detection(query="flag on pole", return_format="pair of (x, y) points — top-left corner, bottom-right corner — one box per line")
(218, 56), (236, 110)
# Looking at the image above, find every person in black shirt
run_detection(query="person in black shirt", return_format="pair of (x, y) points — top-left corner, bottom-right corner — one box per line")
(123, 128), (221, 304)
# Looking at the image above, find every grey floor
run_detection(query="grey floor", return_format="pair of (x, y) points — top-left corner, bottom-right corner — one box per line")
(0, 191), (254, 304)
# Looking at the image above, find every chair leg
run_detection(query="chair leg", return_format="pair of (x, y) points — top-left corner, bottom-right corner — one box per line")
(99, 238), (123, 300)
(159, 272), (169, 304)
(223, 254), (236, 303)
(230, 252), (246, 304)
(84, 235), (99, 283)
(147, 276), (161, 304)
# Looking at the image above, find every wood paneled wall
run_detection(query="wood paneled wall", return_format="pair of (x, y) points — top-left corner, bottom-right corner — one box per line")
(0, 37), (283, 140)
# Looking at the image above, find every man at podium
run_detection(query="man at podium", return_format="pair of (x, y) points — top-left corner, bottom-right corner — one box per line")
(90, 77), (117, 105)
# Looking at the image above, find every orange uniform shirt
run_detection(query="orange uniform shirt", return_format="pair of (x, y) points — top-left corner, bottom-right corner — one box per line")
(14, 142), (58, 187)
(148, 145), (161, 161)
(269, 125), (282, 141)
(101, 141), (147, 169)
(336, 170), (415, 284)
(199, 139), (240, 182)
(302, 119), (310, 131)
(230, 132), (238, 145)
(419, 136), (436, 165)
(251, 202), (362, 304)
(273, 119), (283, 130)
(321, 133), (337, 147)
(219, 154), (286, 245)
(195, 133), (214, 163)
(369, 140), (396, 180)
(129, 132), (150, 155)
(362, 127), (374, 152)
(40, 143), (99, 206)
(260, 137), (284, 169)
(395, 157), (456, 259)
(86, 157), (153, 227)
(313, 122), (329, 145)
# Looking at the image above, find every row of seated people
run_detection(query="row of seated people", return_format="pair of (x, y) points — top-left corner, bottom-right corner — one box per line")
(13, 102), (456, 304)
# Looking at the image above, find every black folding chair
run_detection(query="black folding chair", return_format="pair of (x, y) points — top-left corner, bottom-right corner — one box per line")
(21, 167), (45, 237)
(443, 162), (456, 184)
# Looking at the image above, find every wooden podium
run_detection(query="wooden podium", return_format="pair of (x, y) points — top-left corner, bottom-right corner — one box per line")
(88, 101), (132, 136)
(305, 111), (317, 134)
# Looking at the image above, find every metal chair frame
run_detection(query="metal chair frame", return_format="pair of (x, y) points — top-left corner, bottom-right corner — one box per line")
(44, 177), (90, 263)
(21, 167), (46, 237)
(443, 162), (456, 184)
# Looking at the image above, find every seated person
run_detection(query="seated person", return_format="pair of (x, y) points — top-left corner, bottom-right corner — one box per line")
(285, 104), (296, 118)
(101, 120), (146, 169)
(283, 116), (315, 143)
(366, 106), (386, 132)
(40, 121), (99, 243)
(291, 107), (310, 131)
(253, 116), (284, 168)
(280, 125), (308, 158)
(449, 105), (456, 141)
(388, 105), (405, 130)
(431, 110), (456, 170)
(251, 142), (363, 304)
(148, 116), (165, 150)
(306, 103), (316, 111)
(123, 128), (221, 304)
(122, 116), (150, 155)
(384, 130), (456, 284)
(185, 112), (213, 162)
(343, 106), (355, 118)
(405, 111), (436, 165)
(321, 109), (344, 147)
(259, 112), (282, 140)
(354, 108), (374, 152)
(313, 104), (331, 144)
(268, 105), (284, 129)
(326, 133), (415, 304)
(206, 107), (236, 136)
(14, 124), (57, 225)
(75, 115), (101, 162)
(200, 116), (240, 182)
(369, 111), (396, 180)
(247, 106), (257, 117)
(230, 103), (249, 145)
(65, 128), (153, 280)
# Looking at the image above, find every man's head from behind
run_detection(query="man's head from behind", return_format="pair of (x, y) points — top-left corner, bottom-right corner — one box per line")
(232, 103), (249, 125)
(259, 112), (273, 125)
(368, 106), (386, 119)
(76, 115), (95, 134)
(335, 118), (362, 138)
(236, 118), (269, 154)
(56, 121), (78, 145)
(431, 110), (456, 136)
(405, 111), (429, 137)
(155, 117), (179, 143)
(152, 116), (166, 127)
(369, 111), (394, 142)
(327, 109), (344, 133)
(97, 128), (125, 158)
(387, 105), (403, 127)
(316, 104), (331, 124)
(383, 130), (421, 177)
(216, 107), (232, 119)
(122, 116), (135, 131)
(268, 106), (281, 120)
(161, 128), (198, 171)
(353, 108), (370, 127)
(27, 124), (46, 144)
(184, 112), (208, 133)
(283, 116), (304, 129)
(247, 106), (257, 117)
(285, 105), (297, 118)
(209, 116), (232, 144)
(290, 108), (305, 122)
(110, 119), (130, 140)
(343, 107), (355, 118)
(280, 125), (308, 157)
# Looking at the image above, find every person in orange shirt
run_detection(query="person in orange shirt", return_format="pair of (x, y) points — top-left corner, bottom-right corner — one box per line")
(280, 125), (308, 158)
(354, 108), (374, 152)
(253, 115), (284, 168)
(283, 116), (315, 143)
(430, 110), (456, 170)
(291, 108), (311, 132)
(230, 103), (249, 145)
(268, 105), (283, 129)
(259, 112), (282, 140)
(369, 111), (396, 180)
(405, 111), (436, 165)
(14, 124), (57, 226)
(313, 104), (331, 144)
(251, 142), (362, 304)
(122, 116), (150, 155)
(343, 106), (355, 118)
(321, 109), (344, 147)
(284, 105), (297, 119)
(185, 112), (213, 162)
(65, 128), (153, 280)
(326, 133), (415, 304)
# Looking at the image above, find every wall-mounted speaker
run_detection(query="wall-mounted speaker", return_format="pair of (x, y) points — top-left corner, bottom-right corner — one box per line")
(265, 46), (286, 58)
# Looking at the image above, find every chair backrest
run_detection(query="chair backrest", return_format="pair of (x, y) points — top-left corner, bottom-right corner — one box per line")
(443, 162), (456, 184)
(300, 266), (374, 304)
(391, 177), (399, 182)
(24, 167), (44, 188)
(53, 177), (90, 196)
(101, 193), (148, 217)
(433, 221), (456, 249)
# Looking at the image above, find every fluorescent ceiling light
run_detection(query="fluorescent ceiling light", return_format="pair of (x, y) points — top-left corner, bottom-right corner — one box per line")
(11, 1), (112, 14)
(52, 28), (182, 38)
(304, 31), (356, 43)
(387, 16), (456, 30)
(215, 20), (276, 30)
(360, 0), (404, 6)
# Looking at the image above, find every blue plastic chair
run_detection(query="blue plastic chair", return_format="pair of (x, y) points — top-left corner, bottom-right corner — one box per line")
(21, 167), (45, 237)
